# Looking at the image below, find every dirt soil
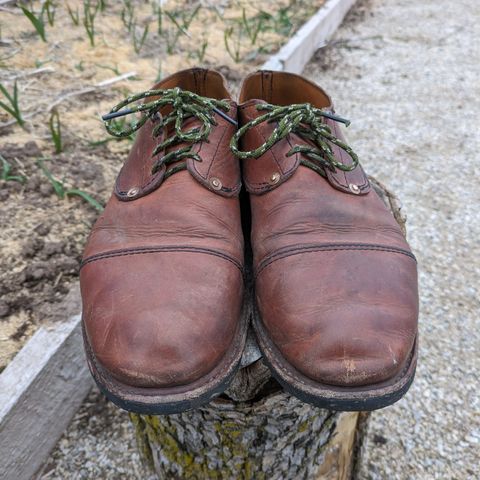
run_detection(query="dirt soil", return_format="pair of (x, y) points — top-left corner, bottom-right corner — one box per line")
(0, 0), (324, 371)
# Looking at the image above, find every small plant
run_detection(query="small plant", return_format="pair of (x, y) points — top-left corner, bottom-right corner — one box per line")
(37, 159), (104, 212)
(241, 8), (264, 46)
(164, 8), (196, 39)
(224, 25), (244, 63)
(121, 0), (135, 33)
(20, 5), (47, 42)
(275, 5), (294, 36)
(83, 0), (100, 47)
(0, 81), (25, 128)
(96, 63), (122, 75)
(66, 3), (80, 26)
(157, 5), (200, 55)
(132, 23), (149, 54)
(162, 27), (181, 55)
(153, 3), (163, 35)
(43, 0), (56, 27)
(0, 155), (26, 184)
(191, 35), (208, 63)
(49, 109), (63, 154)
(74, 60), (85, 71)
(168, 5), (201, 33)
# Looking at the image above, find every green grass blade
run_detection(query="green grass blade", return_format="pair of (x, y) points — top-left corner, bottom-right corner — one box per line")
(20, 6), (46, 42)
(66, 189), (104, 212)
(0, 100), (16, 118)
(36, 159), (65, 198)
(0, 83), (14, 104)
(49, 110), (63, 153)
(0, 155), (12, 180)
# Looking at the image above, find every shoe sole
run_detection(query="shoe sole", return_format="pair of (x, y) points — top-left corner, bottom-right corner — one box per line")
(253, 305), (417, 411)
(83, 292), (250, 415)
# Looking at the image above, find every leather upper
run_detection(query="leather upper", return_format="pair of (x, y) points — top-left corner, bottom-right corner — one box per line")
(239, 71), (419, 387)
(80, 68), (244, 388)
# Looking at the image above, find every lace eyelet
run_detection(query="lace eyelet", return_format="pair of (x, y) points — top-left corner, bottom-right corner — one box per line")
(270, 173), (280, 184)
(349, 183), (360, 194)
(210, 177), (222, 190)
(127, 187), (139, 197)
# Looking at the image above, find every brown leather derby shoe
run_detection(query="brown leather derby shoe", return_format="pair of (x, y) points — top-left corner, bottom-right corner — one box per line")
(80, 68), (247, 414)
(232, 71), (418, 410)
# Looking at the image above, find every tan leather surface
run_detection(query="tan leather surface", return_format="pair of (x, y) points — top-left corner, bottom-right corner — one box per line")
(240, 71), (419, 387)
(81, 252), (243, 387)
(80, 68), (244, 388)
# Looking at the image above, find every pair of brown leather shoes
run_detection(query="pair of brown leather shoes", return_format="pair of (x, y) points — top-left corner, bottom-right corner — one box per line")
(80, 68), (418, 414)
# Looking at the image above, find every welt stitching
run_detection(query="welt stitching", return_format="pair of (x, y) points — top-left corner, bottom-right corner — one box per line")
(255, 244), (416, 278)
(82, 246), (243, 272)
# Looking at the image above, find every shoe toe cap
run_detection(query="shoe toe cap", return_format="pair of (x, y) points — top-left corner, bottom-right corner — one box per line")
(257, 249), (418, 387)
(81, 251), (243, 388)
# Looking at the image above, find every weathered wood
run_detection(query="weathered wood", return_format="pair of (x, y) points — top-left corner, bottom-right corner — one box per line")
(132, 180), (405, 479)
(132, 391), (362, 480)
(0, 314), (92, 480)
(262, 0), (358, 73)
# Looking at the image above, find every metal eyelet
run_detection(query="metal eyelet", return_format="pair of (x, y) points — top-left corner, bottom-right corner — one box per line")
(210, 177), (222, 190)
(126, 187), (139, 197)
(349, 183), (360, 195)
(270, 172), (280, 184)
(150, 112), (161, 123)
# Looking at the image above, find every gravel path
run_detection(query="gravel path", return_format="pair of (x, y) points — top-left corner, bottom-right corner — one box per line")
(305, 0), (480, 477)
(38, 1), (479, 478)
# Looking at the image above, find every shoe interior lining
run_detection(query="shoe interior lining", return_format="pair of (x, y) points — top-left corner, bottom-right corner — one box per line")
(159, 68), (231, 100)
(239, 71), (331, 109)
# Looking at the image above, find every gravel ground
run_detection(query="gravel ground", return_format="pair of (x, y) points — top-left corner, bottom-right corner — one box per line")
(37, 0), (479, 478)
(36, 388), (153, 480)
(305, 0), (480, 478)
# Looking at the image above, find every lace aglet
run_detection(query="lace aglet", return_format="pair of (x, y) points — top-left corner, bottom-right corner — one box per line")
(322, 111), (351, 127)
(213, 107), (238, 127)
(102, 109), (135, 121)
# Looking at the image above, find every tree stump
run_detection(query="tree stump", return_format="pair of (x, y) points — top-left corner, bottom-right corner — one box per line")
(130, 178), (405, 479)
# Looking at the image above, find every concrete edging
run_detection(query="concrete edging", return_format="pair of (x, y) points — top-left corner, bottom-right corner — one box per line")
(262, 0), (357, 73)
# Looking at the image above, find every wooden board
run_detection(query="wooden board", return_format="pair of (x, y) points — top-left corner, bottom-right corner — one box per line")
(0, 314), (92, 480)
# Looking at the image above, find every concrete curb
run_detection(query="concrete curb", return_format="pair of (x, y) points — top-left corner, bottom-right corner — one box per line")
(262, 0), (357, 73)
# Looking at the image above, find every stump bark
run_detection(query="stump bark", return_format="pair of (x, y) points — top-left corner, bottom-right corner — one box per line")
(130, 178), (405, 479)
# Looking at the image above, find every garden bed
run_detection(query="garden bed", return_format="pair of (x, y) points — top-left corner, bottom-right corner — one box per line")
(0, 0), (327, 372)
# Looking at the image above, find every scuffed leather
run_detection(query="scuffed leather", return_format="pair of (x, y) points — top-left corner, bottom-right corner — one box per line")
(80, 68), (244, 388)
(240, 71), (418, 387)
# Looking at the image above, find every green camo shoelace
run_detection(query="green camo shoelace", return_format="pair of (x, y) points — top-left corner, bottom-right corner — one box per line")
(230, 103), (359, 176)
(102, 87), (235, 178)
